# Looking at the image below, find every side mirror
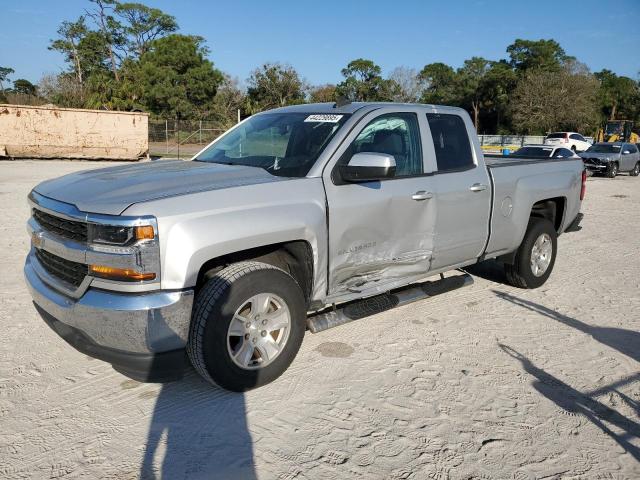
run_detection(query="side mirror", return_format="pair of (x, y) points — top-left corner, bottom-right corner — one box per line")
(339, 152), (396, 182)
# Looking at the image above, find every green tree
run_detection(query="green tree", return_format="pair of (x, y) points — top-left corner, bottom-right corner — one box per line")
(109, 34), (223, 117)
(507, 38), (571, 72)
(85, 0), (124, 80)
(210, 75), (246, 128)
(0, 66), (14, 101)
(12, 79), (37, 96)
(50, 17), (91, 85)
(336, 58), (397, 102)
(457, 57), (491, 130)
(511, 67), (599, 134)
(115, 2), (178, 57)
(247, 63), (306, 111)
(418, 62), (459, 105)
(481, 60), (517, 133)
(309, 84), (336, 103)
(594, 69), (639, 121)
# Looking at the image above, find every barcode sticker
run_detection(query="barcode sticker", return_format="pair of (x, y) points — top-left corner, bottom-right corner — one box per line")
(304, 114), (343, 123)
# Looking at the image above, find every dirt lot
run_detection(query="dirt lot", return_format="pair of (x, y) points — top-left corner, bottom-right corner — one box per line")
(1, 160), (639, 479)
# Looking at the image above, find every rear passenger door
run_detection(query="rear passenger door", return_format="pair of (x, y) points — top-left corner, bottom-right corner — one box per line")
(425, 112), (492, 270)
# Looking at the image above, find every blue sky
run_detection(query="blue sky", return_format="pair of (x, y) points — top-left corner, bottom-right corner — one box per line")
(1, 0), (638, 87)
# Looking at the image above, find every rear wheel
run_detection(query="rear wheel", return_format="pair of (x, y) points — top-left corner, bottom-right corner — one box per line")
(607, 162), (618, 178)
(187, 261), (306, 391)
(505, 218), (557, 289)
(630, 162), (640, 177)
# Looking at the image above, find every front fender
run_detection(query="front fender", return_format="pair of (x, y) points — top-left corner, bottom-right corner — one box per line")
(124, 178), (328, 299)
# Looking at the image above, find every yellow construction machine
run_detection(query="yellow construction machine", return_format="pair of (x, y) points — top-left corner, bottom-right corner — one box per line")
(595, 120), (639, 143)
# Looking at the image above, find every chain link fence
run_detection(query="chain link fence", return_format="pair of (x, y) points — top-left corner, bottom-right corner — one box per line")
(478, 134), (595, 153)
(149, 120), (225, 158)
(149, 123), (593, 158)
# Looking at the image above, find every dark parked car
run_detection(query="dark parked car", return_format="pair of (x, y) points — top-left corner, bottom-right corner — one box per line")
(513, 145), (578, 159)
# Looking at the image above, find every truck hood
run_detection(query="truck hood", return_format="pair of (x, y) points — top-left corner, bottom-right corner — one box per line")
(33, 160), (288, 215)
(578, 152), (618, 161)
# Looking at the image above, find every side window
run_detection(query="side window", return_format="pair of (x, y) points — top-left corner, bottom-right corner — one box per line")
(426, 113), (474, 171)
(349, 113), (423, 177)
(569, 133), (581, 140)
(627, 144), (638, 153)
(555, 148), (573, 157)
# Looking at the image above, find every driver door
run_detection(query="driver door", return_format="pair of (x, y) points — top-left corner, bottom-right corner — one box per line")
(323, 108), (436, 297)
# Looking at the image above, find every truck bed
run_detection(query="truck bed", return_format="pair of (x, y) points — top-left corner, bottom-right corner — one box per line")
(483, 154), (583, 260)
(484, 154), (580, 168)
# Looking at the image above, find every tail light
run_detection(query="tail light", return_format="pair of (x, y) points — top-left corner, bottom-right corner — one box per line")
(564, 133), (568, 143)
(580, 169), (587, 200)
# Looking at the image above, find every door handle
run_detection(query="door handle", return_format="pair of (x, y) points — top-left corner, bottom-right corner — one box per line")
(412, 191), (433, 201)
(469, 183), (488, 192)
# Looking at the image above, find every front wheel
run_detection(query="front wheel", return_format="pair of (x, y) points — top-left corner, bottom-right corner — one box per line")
(607, 162), (618, 178)
(504, 218), (557, 289)
(187, 261), (306, 391)
(630, 163), (640, 177)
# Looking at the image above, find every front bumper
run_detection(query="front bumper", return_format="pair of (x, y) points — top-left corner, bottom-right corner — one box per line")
(25, 254), (194, 381)
(582, 161), (609, 172)
(564, 212), (584, 233)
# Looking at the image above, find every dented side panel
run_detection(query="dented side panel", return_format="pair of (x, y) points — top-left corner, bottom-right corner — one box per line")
(326, 181), (437, 294)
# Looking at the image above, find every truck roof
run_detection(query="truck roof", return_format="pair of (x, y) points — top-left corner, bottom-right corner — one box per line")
(269, 102), (466, 115)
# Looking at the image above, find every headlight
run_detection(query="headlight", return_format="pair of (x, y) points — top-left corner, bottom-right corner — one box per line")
(87, 222), (159, 283)
(88, 224), (155, 246)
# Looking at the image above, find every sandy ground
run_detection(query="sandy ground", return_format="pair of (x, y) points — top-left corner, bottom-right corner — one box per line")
(1, 160), (639, 480)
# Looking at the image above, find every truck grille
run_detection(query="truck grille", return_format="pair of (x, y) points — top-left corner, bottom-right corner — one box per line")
(35, 249), (88, 288)
(32, 209), (87, 243)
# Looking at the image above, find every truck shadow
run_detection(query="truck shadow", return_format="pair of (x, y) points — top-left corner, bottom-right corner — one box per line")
(499, 344), (640, 462)
(140, 370), (256, 480)
(463, 260), (508, 284)
(493, 290), (640, 363)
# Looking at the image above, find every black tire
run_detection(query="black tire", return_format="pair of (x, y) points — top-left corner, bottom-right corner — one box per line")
(187, 261), (306, 391)
(571, 145), (576, 152)
(606, 162), (618, 178)
(630, 162), (640, 177)
(504, 218), (557, 289)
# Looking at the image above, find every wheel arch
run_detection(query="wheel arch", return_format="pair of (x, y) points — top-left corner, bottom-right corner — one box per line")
(195, 240), (315, 306)
(530, 197), (566, 234)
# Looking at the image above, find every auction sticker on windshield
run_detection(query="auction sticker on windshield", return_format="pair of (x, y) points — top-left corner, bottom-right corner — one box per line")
(304, 114), (344, 123)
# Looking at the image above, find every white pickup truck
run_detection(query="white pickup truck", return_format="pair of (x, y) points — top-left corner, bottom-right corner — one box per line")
(25, 102), (585, 391)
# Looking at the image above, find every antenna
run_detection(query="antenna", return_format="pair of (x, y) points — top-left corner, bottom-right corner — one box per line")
(334, 96), (351, 108)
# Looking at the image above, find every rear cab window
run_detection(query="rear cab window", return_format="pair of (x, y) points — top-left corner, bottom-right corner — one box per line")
(426, 113), (474, 172)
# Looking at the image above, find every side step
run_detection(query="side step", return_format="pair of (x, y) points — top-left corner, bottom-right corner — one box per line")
(307, 272), (473, 333)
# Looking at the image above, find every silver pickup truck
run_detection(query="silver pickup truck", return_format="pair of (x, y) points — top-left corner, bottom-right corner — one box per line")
(24, 102), (585, 391)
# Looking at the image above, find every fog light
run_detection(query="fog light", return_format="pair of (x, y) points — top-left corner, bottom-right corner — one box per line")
(89, 265), (156, 282)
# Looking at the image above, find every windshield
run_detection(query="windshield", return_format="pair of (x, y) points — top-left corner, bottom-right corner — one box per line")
(514, 146), (553, 157)
(586, 144), (621, 153)
(605, 122), (622, 135)
(194, 112), (350, 177)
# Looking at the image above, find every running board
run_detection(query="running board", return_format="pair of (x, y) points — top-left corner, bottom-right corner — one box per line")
(307, 273), (473, 334)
